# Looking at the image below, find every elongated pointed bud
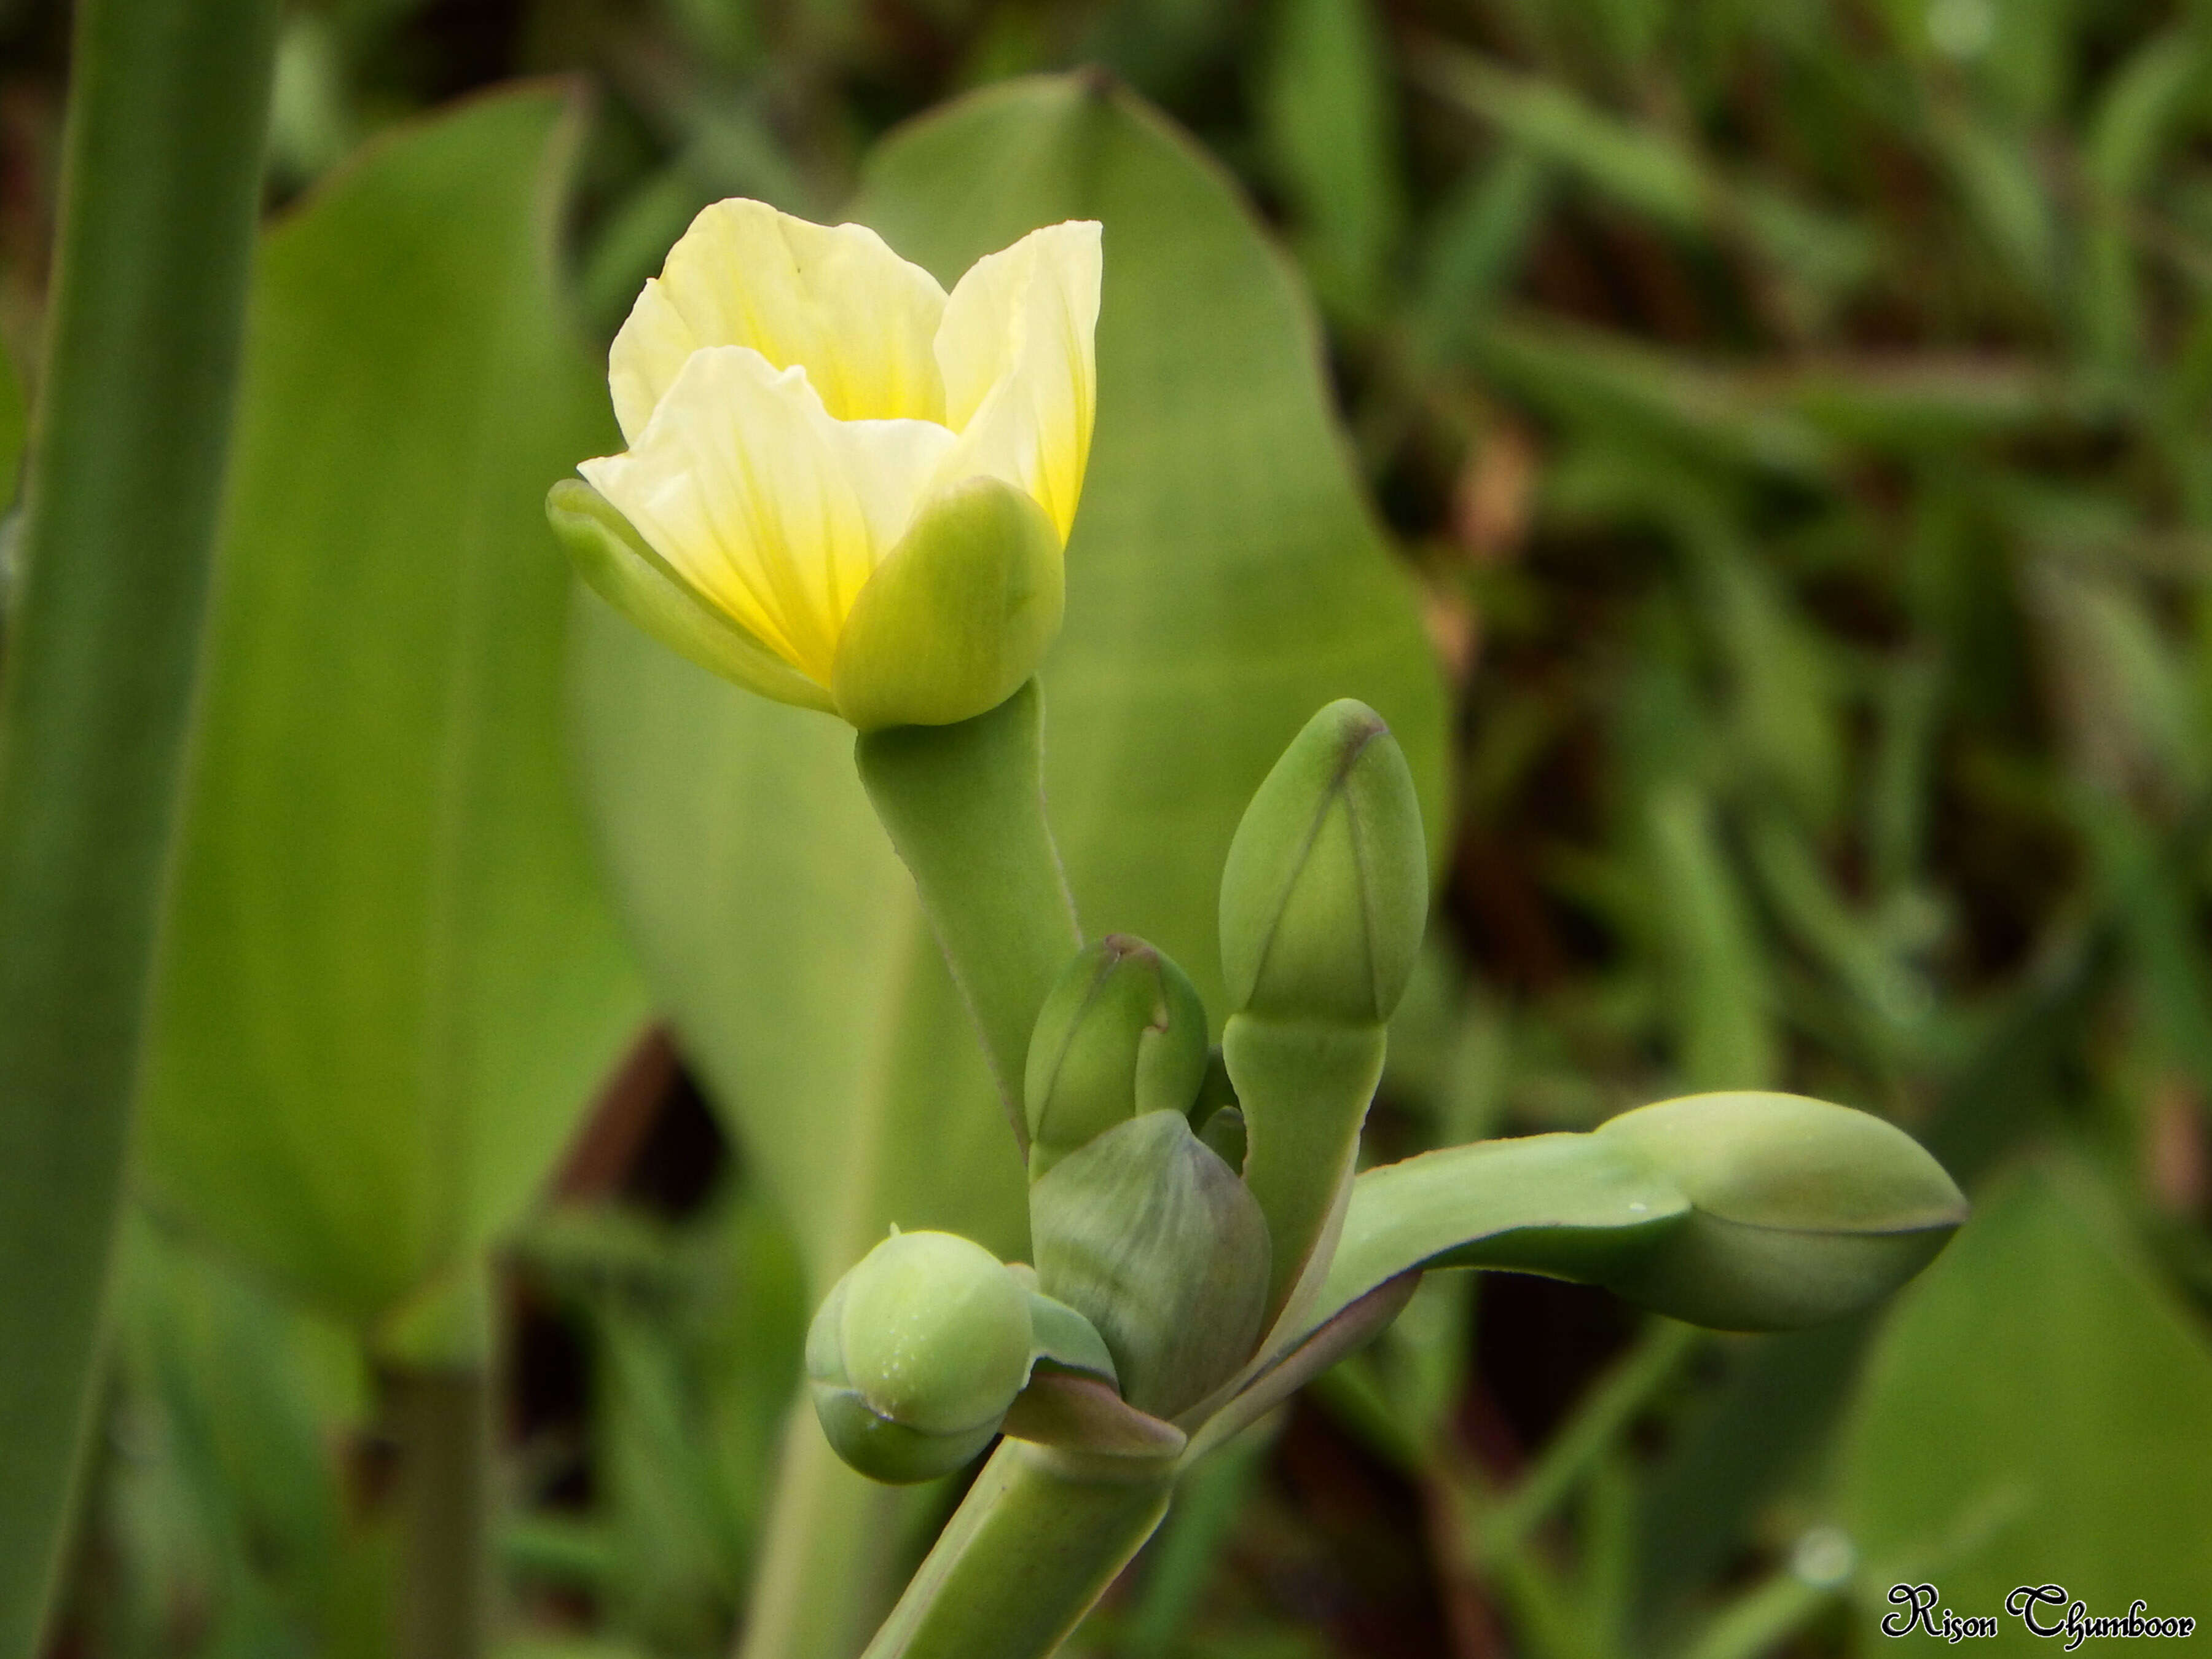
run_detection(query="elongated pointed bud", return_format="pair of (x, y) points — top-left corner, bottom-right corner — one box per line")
(1594, 1092), (1969, 1330)
(1026, 935), (1210, 1179)
(1219, 700), (1428, 1324)
(807, 1231), (1035, 1484)
(1220, 699), (1427, 1025)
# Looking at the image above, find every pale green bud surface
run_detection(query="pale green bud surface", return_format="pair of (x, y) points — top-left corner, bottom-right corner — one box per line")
(1219, 699), (1427, 1025)
(1594, 1091), (1969, 1330)
(1026, 935), (1210, 1179)
(807, 1230), (1036, 1483)
(1030, 1110), (1272, 1419)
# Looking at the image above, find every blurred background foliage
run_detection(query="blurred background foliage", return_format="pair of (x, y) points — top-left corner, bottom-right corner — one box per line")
(2, 0), (2211, 1652)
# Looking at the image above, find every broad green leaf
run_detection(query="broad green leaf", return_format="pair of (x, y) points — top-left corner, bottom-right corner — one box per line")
(1835, 1159), (2212, 1647)
(138, 90), (647, 1354)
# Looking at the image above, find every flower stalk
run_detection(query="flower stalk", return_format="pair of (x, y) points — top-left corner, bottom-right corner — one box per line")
(855, 681), (1081, 1138)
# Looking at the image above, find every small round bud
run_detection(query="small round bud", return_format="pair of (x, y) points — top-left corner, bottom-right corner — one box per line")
(1025, 936), (1210, 1178)
(1219, 700), (1427, 1026)
(807, 1230), (1035, 1483)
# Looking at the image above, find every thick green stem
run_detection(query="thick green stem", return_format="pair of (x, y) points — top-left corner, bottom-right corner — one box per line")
(382, 1366), (492, 1659)
(863, 1441), (1175, 1659)
(855, 681), (1082, 1145)
(0, 1), (278, 1651)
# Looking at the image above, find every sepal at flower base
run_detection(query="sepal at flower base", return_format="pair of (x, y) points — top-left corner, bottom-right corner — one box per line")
(831, 477), (1065, 731)
(546, 478), (834, 713)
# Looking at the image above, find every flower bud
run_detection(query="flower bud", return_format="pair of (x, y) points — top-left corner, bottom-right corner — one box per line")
(807, 1230), (1035, 1483)
(1594, 1092), (1969, 1330)
(1031, 1110), (1272, 1419)
(1219, 700), (1427, 1026)
(1025, 936), (1210, 1179)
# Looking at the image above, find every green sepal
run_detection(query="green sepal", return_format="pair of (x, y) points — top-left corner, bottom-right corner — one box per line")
(1001, 1371), (1187, 1459)
(1031, 1110), (1273, 1419)
(1590, 1091), (1968, 1330)
(1218, 700), (1427, 1025)
(832, 477), (1066, 732)
(1225, 1014), (1387, 1318)
(1023, 1286), (1118, 1386)
(546, 477), (834, 715)
(809, 1387), (1002, 1486)
(1025, 935), (1210, 1180)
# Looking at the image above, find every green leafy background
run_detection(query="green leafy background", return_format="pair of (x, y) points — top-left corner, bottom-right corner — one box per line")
(0, 0), (2199, 1650)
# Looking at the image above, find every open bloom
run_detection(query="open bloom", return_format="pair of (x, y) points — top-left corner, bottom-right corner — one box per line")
(550, 199), (1102, 729)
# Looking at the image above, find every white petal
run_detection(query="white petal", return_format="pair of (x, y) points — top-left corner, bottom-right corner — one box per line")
(581, 345), (954, 685)
(608, 199), (950, 442)
(931, 221), (1101, 541)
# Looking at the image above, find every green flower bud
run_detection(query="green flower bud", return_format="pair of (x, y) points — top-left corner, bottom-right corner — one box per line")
(807, 1230), (1035, 1483)
(1032, 1110), (1272, 1419)
(1594, 1092), (1969, 1331)
(1025, 936), (1210, 1179)
(1219, 700), (1427, 1026)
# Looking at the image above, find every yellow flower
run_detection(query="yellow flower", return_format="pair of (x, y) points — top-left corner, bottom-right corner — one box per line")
(549, 200), (1102, 730)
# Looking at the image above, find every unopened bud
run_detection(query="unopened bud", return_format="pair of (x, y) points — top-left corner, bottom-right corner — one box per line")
(1219, 700), (1426, 1026)
(1595, 1092), (1968, 1330)
(807, 1230), (1034, 1483)
(1026, 936), (1210, 1179)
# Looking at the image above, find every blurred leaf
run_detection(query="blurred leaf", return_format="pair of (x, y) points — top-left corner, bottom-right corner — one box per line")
(2085, 31), (2204, 196)
(1835, 1158), (2212, 1640)
(108, 1217), (385, 1659)
(1258, 0), (1405, 324)
(138, 90), (648, 1356)
(1475, 313), (1837, 480)
(1408, 147), (1548, 362)
(1416, 44), (1875, 299)
(1647, 782), (1779, 1091)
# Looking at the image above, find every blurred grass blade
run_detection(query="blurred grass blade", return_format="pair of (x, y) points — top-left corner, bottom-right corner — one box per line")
(0, 0), (278, 1648)
(1646, 783), (1779, 1092)
(1258, 0), (1406, 324)
(1414, 43), (1874, 299)
(136, 89), (647, 1358)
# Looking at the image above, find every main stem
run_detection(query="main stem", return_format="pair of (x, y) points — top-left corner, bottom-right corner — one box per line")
(382, 1365), (492, 1659)
(0, 1), (278, 1650)
(862, 1442), (1175, 1659)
